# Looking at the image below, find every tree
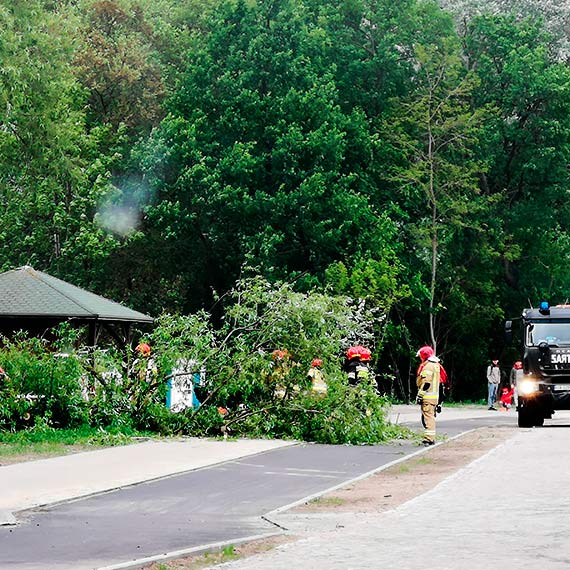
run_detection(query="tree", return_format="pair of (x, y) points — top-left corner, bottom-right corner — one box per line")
(465, 15), (570, 309)
(383, 39), (487, 351)
(73, 0), (166, 133)
(441, 0), (570, 59)
(134, 0), (405, 312)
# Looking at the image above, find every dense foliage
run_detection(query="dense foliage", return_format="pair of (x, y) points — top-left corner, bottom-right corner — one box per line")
(1, 0), (570, 408)
(0, 278), (407, 444)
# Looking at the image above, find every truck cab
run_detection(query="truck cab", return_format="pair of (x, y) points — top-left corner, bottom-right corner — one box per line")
(506, 302), (570, 427)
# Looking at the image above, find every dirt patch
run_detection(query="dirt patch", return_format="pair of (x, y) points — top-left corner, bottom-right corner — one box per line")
(293, 426), (515, 514)
(143, 535), (296, 570)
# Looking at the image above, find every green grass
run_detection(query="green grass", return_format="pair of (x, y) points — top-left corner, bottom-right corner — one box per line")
(415, 456), (434, 465)
(397, 456), (434, 474)
(309, 496), (346, 507)
(442, 399), (486, 407)
(0, 425), (154, 463)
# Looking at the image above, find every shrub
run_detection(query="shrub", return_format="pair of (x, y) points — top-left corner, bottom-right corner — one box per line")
(0, 335), (88, 429)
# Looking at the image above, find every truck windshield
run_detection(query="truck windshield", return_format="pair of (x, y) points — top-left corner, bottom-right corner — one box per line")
(527, 323), (570, 346)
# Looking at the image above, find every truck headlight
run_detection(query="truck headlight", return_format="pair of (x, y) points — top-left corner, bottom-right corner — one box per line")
(519, 380), (539, 395)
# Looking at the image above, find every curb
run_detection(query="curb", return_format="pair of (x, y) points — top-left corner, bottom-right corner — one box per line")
(264, 428), (477, 517)
(95, 532), (284, 570)
(0, 510), (16, 527)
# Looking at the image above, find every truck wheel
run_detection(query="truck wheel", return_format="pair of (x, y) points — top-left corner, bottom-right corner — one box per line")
(518, 407), (534, 428)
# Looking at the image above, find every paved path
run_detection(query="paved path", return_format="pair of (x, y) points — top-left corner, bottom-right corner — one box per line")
(0, 405), (519, 569)
(388, 403), (501, 424)
(215, 420), (570, 570)
(0, 438), (294, 525)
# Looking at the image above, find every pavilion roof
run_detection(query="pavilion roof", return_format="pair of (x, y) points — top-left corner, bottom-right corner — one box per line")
(0, 266), (153, 323)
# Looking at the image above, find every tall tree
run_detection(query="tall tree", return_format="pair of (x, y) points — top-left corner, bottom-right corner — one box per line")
(384, 39), (487, 351)
(465, 15), (570, 308)
(134, 0), (408, 312)
(73, 0), (166, 133)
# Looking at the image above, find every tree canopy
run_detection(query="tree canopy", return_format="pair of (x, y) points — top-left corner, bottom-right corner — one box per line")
(1, 0), (570, 399)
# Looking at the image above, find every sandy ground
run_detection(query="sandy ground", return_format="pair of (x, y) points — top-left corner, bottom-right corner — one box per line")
(145, 425), (516, 569)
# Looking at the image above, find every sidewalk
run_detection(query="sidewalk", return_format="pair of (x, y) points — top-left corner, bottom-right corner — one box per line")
(0, 437), (295, 526)
(215, 426), (570, 570)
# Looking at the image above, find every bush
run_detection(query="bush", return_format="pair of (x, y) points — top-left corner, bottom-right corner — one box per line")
(0, 335), (88, 430)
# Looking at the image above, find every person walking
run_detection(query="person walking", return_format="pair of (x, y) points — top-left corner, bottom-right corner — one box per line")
(416, 345), (443, 446)
(487, 359), (501, 410)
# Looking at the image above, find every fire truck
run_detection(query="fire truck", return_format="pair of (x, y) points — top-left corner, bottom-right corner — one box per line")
(506, 302), (570, 427)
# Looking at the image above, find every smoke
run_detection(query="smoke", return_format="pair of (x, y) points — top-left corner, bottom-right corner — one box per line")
(95, 177), (155, 237)
(96, 204), (141, 237)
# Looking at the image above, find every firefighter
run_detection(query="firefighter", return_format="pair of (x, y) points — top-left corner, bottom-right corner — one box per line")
(344, 347), (361, 386)
(307, 358), (327, 395)
(135, 342), (157, 383)
(415, 345), (442, 446)
(355, 348), (372, 383)
(344, 346), (372, 385)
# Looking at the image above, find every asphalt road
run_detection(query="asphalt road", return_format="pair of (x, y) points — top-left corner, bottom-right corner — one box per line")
(0, 411), (516, 570)
(432, 410), (518, 435)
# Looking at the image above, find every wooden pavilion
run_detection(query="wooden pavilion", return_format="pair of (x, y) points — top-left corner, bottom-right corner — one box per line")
(0, 266), (153, 346)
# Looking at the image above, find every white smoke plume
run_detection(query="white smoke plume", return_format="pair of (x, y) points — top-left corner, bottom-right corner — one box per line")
(95, 177), (154, 237)
(96, 204), (141, 237)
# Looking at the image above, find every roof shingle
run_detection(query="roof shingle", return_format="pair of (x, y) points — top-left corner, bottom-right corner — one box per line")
(0, 266), (153, 323)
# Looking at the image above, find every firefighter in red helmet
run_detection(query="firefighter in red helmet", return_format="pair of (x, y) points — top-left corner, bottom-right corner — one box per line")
(415, 345), (445, 446)
(136, 342), (151, 357)
(307, 358), (327, 395)
(344, 347), (361, 385)
(344, 346), (372, 386)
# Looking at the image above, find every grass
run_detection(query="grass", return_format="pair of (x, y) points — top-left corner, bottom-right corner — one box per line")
(145, 539), (293, 570)
(308, 496), (346, 507)
(0, 425), (154, 464)
(442, 399), (486, 407)
(389, 399), (486, 408)
(398, 456), (434, 474)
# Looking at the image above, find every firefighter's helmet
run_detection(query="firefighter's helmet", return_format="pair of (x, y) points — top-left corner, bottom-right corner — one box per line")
(136, 342), (151, 357)
(416, 345), (434, 361)
(359, 347), (372, 362)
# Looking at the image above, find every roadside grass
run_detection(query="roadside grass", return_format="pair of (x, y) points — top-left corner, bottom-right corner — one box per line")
(152, 546), (238, 570)
(398, 456), (434, 474)
(442, 400), (486, 408)
(389, 399), (486, 408)
(308, 496), (346, 507)
(146, 537), (294, 570)
(0, 425), (154, 464)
